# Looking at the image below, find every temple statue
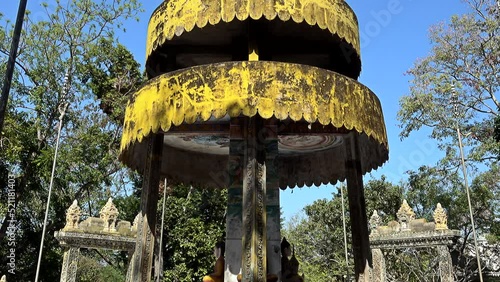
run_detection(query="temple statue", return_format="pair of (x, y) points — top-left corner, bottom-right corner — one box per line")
(281, 238), (304, 282)
(433, 203), (448, 230)
(397, 200), (415, 231)
(203, 241), (225, 282)
(63, 200), (81, 230)
(99, 197), (119, 232)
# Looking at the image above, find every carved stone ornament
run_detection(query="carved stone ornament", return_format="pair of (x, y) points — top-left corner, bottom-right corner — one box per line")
(397, 200), (415, 231)
(100, 198), (119, 232)
(131, 213), (140, 232)
(64, 200), (81, 230)
(370, 210), (381, 234)
(433, 203), (448, 230)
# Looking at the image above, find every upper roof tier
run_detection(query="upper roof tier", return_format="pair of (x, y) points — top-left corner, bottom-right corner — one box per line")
(145, 0), (361, 79)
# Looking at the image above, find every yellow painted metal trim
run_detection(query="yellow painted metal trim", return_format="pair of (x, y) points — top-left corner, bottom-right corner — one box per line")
(120, 61), (387, 152)
(146, 0), (359, 57)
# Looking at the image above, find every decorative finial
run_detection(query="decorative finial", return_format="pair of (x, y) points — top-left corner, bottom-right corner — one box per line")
(131, 213), (141, 232)
(369, 210), (381, 234)
(397, 200), (415, 231)
(64, 200), (81, 230)
(100, 198), (119, 232)
(433, 203), (448, 230)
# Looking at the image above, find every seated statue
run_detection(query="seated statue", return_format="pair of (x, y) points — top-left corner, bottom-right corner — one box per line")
(281, 238), (304, 282)
(203, 241), (225, 282)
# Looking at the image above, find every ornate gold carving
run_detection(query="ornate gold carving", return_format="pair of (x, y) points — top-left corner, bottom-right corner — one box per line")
(433, 203), (448, 230)
(397, 200), (415, 231)
(64, 200), (81, 230)
(370, 210), (381, 235)
(100, 198), (119, 232)
(242, 158), (254, 280)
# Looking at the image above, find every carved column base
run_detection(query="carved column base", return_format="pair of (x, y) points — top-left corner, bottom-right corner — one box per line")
(437, 245), (454, 282)
(60, 247), (80, 282)
(371, 249), (386, 282)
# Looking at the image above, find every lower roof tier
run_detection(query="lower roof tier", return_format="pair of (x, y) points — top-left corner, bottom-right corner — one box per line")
(119, 61), (389, 189)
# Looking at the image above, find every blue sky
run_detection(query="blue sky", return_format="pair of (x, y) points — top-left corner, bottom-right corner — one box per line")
(2, 0), (469, 222)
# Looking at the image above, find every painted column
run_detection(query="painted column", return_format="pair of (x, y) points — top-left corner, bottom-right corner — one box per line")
(371, 249), (386, 282)
(241, 116), (267, 282)
(345, 133), (372, 281)
(60, 247), (80, 282)
(265, 120), (280, 278)
(125, 250), (135, 282)
(437, 245), (454, 282)
(130, 134), (163, 282)
(225, 117), (245, 282)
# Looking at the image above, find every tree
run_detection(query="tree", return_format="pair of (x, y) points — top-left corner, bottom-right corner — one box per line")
(404, 165), (499, 281)
(398, 0), (499, 168)
(283, 178), (405, 281)
(0, 0), (142, 280)
(397, 1), (500, 278)
(284, 196), (350, 281)
(160, 184), (227, 282)
(283, 170), (499, 281)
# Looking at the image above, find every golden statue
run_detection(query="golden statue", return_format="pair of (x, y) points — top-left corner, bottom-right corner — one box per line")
(203, 241), (225, 282)
(63, 200), (81, 230)
(433, 203), (448, 230)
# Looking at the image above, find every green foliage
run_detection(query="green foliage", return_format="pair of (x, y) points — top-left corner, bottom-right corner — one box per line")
(364, 175), (404, 220)
(161, 185), (227, 282)
(77, 251), (126, 282)
(395, 1), (500, 277)
(283, 196), (351, 281)
(384, 249), (441, 282)
(79, 37), (144, 122)
(283, 178), (405, 281)
(494, 106), (500, 158)
(0, 0), (142, 280)
(283, 169), (499, 281)
(398, 0), (499, 167)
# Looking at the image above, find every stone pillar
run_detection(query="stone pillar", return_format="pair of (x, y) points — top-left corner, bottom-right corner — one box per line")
(226, 117), (276, 282)
(241, 116), (267, 282)
(265, 120), (280, 278)
(345, 134), (371, 281)
(437, 245), (454, 282)
(60, 247), (80, 282)
(125, 250), (134, 282)
(225, 117), (245, 282)
(371, 249), (386, 282)
(130, 134), (163, 282)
